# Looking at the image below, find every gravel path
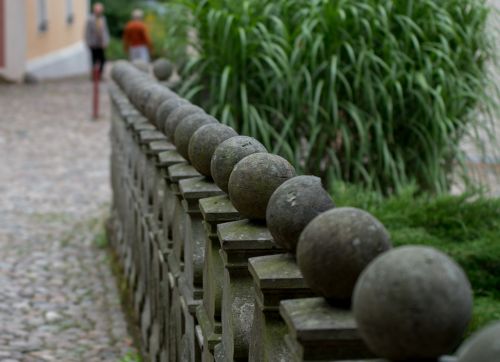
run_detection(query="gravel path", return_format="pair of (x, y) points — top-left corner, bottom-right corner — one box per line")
(0, 79), (135, 361)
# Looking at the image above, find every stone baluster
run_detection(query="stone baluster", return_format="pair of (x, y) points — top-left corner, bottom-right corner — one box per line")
(144, 138), (176, 362)
(153, 148), (187, 362)
(177, 177), (225, 361)
(166, 162), (201, 361)
(248, 254), (314, 362)
(216, 219), (283, 361)
(279, 298), (376, 361)
(197, 195), (240, 362)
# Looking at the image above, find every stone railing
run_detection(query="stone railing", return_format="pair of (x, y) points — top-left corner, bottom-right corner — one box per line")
(107, 60), (498, 362)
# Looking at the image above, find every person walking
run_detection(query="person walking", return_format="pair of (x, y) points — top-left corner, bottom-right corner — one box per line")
(84, 2), (110, 78)
(123, 9), (153, 62)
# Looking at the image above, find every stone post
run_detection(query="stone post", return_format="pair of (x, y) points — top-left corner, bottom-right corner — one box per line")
(177, 177), (224, 361)
(166, 162), (201, 361)
(279, 297), (375, 361)
(154, 149), (186, 361)
(248, 253), (314, 362)
(197, 195), (240, 361)
(217, 219), (283, 361)
(143, 138), (176, 361)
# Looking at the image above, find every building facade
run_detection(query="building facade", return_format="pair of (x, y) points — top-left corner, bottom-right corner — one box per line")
(0, 0), (90, 82)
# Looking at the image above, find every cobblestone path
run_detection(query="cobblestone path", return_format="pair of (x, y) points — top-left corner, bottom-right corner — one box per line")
(0, 80), (135, 361)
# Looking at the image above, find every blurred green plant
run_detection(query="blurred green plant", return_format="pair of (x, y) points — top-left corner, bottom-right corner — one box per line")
(107, 37), (127, 60)
(143, 3), (191, 63)
(173, 0), (498, 194)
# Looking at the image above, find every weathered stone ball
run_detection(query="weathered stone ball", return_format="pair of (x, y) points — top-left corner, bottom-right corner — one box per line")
(456, 321), (500, 362)
(188, 123), (238, 177)
(210, 136), (267, 193)
(144, 87), (176, 125)
(153, 58), (174, 81)
(164, 104), (205, 141)
(132, 59), (150, 73)
(352, 246), (473, 361)
(122, 75), (149, 99)
(111, 61), (128, 83)
(228, 153), (296, 220)
(174, 113), (218, 161)
(266, 176), (335, 253)
(156, 97), (190, 132)
(297, 207), (391, 302)
(124, 76), (149, 102)
(131, 81), (160, 115)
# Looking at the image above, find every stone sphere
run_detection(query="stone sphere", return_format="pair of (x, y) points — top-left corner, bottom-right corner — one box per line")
(210, 136), (267, 193)
(123, 74), (150, 100)
(228, 153), (296, 220)
(456, 321), (500, 362)
(266, 176), (335, 253)
(188, 123), (238, 177)
(144, 87), (176, 125)
(131, 82), (162, 115)
(352, 246), (473, 361)
(174, 113), (218, 161)
(297, 207), (391, 302)
(164, 104), (205, 141)
(155, 98), (190, 132)
(111, 61), (128, 83)
(153, 58), (174, 81)
(132, 59), (150, 73)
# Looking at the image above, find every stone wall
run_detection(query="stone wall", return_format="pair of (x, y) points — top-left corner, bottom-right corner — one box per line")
(107, 61), (497, 362)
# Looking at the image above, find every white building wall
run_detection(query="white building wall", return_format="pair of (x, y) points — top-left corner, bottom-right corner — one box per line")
(25, 41), (90, 80)
(0, 0), (26, 82)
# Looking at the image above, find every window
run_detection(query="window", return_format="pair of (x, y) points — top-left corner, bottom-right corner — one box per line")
(37, 0), (48, 32)
(66, 0), (74, 24)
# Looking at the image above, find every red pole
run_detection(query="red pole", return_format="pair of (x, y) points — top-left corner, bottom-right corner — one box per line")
(92, 65), (100, 119)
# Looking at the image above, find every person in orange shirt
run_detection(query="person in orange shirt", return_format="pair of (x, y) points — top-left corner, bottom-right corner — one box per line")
(122, 9), (153, 62)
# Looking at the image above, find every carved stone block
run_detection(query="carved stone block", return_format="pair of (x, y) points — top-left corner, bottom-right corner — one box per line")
(280, 297), (375, 361)
(217, 219), (283, 361)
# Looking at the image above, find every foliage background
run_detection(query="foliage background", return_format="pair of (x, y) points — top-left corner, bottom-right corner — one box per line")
(174, 0), (498, 194)
(91, 0), (189, 62)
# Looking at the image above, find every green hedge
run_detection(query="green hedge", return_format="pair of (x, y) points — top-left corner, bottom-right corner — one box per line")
(330, 182), (500, 335)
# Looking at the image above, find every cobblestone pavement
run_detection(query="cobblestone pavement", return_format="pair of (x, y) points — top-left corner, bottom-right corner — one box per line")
(0, 79), (135, 361)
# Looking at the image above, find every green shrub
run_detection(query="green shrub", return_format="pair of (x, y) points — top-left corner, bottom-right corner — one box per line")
(144, 4), (191, 64)
(175, 0), (497, 194)
(330, 182), (500, 334)
(106, 37), (127, 60)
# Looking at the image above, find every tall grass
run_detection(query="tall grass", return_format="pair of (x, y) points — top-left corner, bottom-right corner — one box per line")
(173, 0), (498, 193)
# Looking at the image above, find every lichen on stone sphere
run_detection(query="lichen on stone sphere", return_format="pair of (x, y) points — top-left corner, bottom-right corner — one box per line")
(228, 153), (296, 220)
(352, 245), (473, 361)
(174, 113), (218, 161)
(211, 136), (267, 193)
(188, 123), (238, 177)
(456, 321), (500, 362)
(156, 97), (190, 133)
(153, 58), (174, 81)
(297, 207), (391, 302)
(266, 176), (335, 253)
(145, 86), (176, 125)
(164, 104), (205, 142)
(133, 82), (163, 116)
